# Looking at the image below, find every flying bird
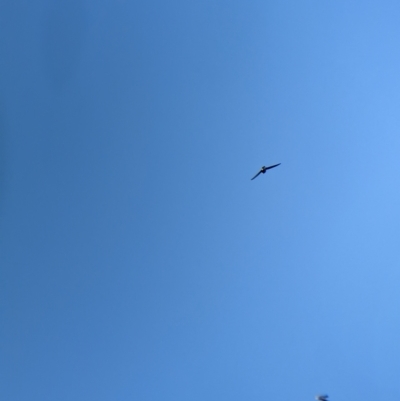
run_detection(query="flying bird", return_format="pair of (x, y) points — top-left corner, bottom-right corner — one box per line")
(315, 395), (329, 401)
(251, 163), (281, 180)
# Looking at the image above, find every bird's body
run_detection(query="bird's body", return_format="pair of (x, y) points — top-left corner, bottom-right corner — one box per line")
(251, 163), (281, 180)
(316, 395), (329, 401)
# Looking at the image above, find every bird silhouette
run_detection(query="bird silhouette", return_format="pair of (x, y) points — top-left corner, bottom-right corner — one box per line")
(315, 395), (329, 401)
(251, 163), (281, 180)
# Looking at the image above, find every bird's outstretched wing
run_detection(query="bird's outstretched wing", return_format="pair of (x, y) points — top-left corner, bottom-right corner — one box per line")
(316, 395), (329, 401)
(251, 170), (262, 180)
(264, 163), (281, 171)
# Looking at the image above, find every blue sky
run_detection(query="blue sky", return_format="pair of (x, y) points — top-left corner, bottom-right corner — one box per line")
(1, 1), (400, 400)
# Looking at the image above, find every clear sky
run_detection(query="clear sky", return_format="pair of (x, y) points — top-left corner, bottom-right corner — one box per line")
(1, 1), (400, 400)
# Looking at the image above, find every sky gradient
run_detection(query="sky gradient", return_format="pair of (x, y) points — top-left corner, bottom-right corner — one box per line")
(1, 1), (400, 400)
